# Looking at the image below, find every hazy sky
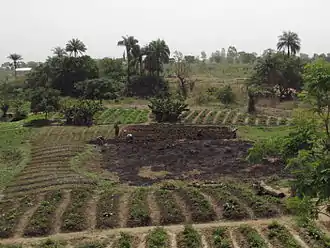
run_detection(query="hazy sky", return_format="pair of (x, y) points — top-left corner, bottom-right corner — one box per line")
(0, 0), (328, 63)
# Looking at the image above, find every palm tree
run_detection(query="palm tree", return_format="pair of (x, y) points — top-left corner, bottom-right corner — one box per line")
(7, 53), (23, 77)
(52, 47), (67, 57)
(65, 38), (87, 57)
(117, 36), (139, 81)
(277, 31), (301, 57)
(144, 39), (170, 77)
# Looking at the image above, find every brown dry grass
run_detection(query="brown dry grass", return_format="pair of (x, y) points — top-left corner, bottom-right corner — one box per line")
(138, 166), (171, 180)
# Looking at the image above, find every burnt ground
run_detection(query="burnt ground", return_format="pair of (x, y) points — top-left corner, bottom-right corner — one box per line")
(100, 139), (285, 186)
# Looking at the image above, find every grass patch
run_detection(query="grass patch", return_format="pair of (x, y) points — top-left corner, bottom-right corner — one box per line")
(24, 190), (62, 237)
(61, 189), (91, 232)
(35, 238), (66, 248)
(155, 189), (185, 225)
(0, 122), (32, 191)
(146, 227), (169, 248)
(238, 126), (292, 141)
(127, 188), (151, 227)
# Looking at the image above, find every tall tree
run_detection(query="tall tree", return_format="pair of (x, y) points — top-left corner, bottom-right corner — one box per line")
(277, 31), (301, 57)
(52, 47), (67, 57)
(144, 39), (170, 77)
(65, 38), (87, 57)
(117, 36), (139, 80)
(7, 53), (23, 77)
(201, 51), (207, 62)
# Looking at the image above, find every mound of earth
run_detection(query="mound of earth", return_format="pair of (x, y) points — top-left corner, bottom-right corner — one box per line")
(99, 139), (284, 185)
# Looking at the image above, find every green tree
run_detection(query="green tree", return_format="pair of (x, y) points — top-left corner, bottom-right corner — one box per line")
(144, 39), (170, 77)
(227, 46), (238, 64)
(172, 51), (192, 99)
(74, 78), (123, 102)
(65, 38), (87, 57)
(277, 31), (301, 57)
(0, 80), (10, 118)
(30, 87), (60, 118)
(98, 58), (126, 80)
(302, 59), (330, 138)
(52, 47), (67, 57)
(7, 53), (23, 77)
(200, 51), (207, 62)
(117, 36), (139, 81)
(27, 56), (99, 96)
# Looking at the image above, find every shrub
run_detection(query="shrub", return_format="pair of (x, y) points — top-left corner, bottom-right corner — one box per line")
(127, 75), (169, 98)
(148, 96), (189, 122)
(61, 100), (103, 126)
(218, 85), (235, 105)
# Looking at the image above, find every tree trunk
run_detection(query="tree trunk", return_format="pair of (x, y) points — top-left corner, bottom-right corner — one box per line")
(14, 61), (17, 78)
(248, 95), (256, 113)
(287, 46), (290, 57)
(126, 47), (130, 84)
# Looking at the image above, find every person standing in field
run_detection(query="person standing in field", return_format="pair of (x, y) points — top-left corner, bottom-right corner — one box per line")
(114, 122), (120, 137)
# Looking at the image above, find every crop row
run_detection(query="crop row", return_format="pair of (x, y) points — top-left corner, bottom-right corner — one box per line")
(61, 189), (91, 232)
(1, 186), (288, 238)
(182, 109), (291, 126)
(24, 191), (62, 237)
(0, 196), (36, 238)
(95, 108), (149, 125)
(264, 221), (301, 247)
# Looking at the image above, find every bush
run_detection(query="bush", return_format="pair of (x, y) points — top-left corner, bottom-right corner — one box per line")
(61, 100), (103, 126)
(148, 96), (189, 122)
(218, 85), (235, 105)
(127, 75), (169, 98)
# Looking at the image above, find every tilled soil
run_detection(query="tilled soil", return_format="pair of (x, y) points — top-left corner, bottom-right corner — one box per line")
(101, 139), (285, 185)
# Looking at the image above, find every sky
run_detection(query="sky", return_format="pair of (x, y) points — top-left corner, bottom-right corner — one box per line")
(0, 0), (329, 63)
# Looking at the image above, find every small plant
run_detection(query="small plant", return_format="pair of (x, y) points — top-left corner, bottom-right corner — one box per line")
(35, 239), (65, 248)
(146, 227), (169, 248)
(116, 232), (133, 248)
(218, 85), (235, 105)
(96, 191), (121, 229)
(239, 225), (267, 248)
(179, 188), (216, 223)
(212, 227), (231, 248)
(155, 189), (185, 225)
(127, 188), (151, 227)
(267, 221), (300, 248)
(61, 189), (91, 232)
(24, 191), (62, 237)
(177, 225), (202, 248)
(76, 241), (106, 248)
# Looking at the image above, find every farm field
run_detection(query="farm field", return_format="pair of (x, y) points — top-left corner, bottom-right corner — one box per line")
(0, 108), (328, 248)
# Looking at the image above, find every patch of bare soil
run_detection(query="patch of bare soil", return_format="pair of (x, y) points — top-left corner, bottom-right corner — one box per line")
(14, 194), (45, 238)
(100, 139), (285, 186)
(86, 194), (100, 231)
(147, 191), (160, 226)
(52, 190), (71, 234)
(173, 193), (191, 223)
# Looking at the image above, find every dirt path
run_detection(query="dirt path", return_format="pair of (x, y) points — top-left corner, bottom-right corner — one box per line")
(14, 194), (45, 238)
(229, 229), (240, 248)
(52, 190), (71, 234)
(255, 226), (274, 248)
(200, 192), (222, 220)
(192, 109), (204, 124)
(137, 233), (147, 248)
(173, 193), (191, 223)
(168, 231), (177, 248)
(147, 191), (160, 226)
(201, 234), (209, 248)
(86, 193), (100, 231)
(2, 217), (292, 245)
(231, 194), (255, 219)
(222, 111), (231, 125)
(118, 192), (131, 228)
(213, 111), (222, 124)
(203, 111), (213, 124)
(284, 224), (310, 248)
(232, 112), (240, 125)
